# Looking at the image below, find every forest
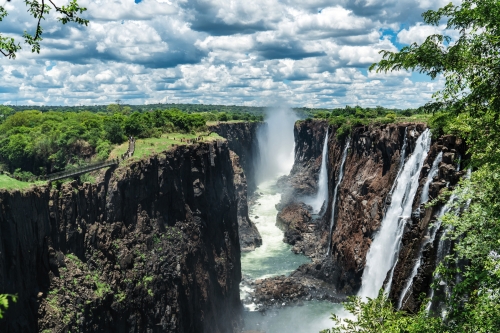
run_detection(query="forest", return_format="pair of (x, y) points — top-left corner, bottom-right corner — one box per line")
(0, 107), (262, 178)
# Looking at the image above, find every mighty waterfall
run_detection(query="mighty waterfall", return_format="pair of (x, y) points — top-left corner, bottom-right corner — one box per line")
(358, 129), (431, 298)
(327, 138), (350, 255)
(397, 151), (449, 308)
(426, 168), (471, 314)
(306, 129), (329, 214)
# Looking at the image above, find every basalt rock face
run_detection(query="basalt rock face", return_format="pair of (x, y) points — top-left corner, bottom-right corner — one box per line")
(230, 151), (262, 252)
(388, 135), (467, 312)
(278, 120), (328, 202)
(209, 122), (261, 195)
(0, 142), (242, 333)
(209, 122), (262, 251)
(285, 122), (426, 293)
(324, 123), (428, 293)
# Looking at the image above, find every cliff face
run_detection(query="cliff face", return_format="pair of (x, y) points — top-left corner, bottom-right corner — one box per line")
(209, 122), (262, 252)
(280, 120), (328, 198)
(208, 122), (261, 195)
(0, 142), (242, 333)
(285, 121), (425, 293)
(288, 120), (466, 302)
(325, 123), (426, 293)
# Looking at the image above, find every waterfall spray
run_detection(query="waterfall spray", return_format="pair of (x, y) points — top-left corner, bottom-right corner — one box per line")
(256, 107), (298, 184)
(306, 129), (330, 214)
(326, 138), (350, 256)
(358, 129), (431, 299)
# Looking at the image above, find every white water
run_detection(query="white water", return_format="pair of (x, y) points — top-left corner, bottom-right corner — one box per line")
(358, 129), (432, 299)
(241, 109), (339, 332)
(398, 152), (451, 309)
(426, 168), (471, 314)
(420, 152), (443, 204)
(241, 178), (311, 282)
(327, 139), (350, 255)
(385, 128), (408, 208)
(305, 129), (329, 213)
(255, 107), (298, 183)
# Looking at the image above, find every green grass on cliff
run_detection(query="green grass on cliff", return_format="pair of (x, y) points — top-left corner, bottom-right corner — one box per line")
(109, 131), (223, 161)
(0, 174), (45, 190)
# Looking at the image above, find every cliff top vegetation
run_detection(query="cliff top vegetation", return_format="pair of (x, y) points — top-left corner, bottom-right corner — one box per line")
(0, 106), (253, 188)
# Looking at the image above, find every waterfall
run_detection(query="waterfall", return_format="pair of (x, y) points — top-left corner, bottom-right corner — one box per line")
(398, 152), (450, 309)
(420, 152), (443, 204)
(326, 138), (350, 255)
(426, 168), (471, 314)
(358, 129), (431, 299)
(384, 128), (408, 209)
(306, 129), (329, 214)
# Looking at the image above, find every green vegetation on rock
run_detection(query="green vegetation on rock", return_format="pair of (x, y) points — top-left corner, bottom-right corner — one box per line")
(324, 0), (500, 332)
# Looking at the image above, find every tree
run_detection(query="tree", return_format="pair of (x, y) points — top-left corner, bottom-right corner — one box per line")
(0, 0), (88, 59)
(322, 1), (500, 331)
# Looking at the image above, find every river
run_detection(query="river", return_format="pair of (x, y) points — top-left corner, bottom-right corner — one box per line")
(240, 177), (341, 332)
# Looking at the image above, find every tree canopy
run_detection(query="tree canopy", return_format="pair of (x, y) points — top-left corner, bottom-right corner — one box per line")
(0, 0), (88, 58)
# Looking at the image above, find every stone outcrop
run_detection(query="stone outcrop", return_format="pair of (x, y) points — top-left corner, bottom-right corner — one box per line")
(248, 273), (344, 311)
(0, 142), (242, 333)
(209, 122), (261, 195)
(276, 202), (321, 257)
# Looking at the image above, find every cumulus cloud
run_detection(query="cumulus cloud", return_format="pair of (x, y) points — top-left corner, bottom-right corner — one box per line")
(0, 0), (455, 107)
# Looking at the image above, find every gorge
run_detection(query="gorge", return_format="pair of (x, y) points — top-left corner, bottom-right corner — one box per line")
(0, 111), (469, 332)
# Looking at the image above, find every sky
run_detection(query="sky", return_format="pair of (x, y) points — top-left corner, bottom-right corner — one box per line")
(0, 0), (459, 108)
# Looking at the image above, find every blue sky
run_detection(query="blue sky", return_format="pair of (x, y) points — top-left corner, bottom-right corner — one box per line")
(0, 0), (459, 108)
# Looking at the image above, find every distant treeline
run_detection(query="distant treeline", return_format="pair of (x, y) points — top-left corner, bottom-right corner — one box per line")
(301, 105), (424, 139)
(0, 106), (261, 177)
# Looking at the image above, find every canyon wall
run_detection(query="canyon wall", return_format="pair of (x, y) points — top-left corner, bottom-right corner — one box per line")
(280, 119), (328, 199)
(286, 120), (467, 305)
(209, 122), (261, 195)
(209, 122), (262, 251)
(0, 142), (242, 333)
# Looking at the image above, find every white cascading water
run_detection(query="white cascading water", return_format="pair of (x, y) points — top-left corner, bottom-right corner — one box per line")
(420, 152), (443, 204)
(326, 139), (350, 255)
(241, 108), (337, 332)
(385, 128), (408, 209)
(426, 168), (471, 314)
(305, 129), (329, 214)
(358, 129), (431, 299)
(398, 152), (448, 309)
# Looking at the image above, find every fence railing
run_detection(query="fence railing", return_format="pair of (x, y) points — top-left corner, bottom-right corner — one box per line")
(46, 159), (119, 182)
(45, 136), (136, 182)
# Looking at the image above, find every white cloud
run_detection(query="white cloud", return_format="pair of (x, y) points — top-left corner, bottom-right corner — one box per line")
(0, 0), (455, 108)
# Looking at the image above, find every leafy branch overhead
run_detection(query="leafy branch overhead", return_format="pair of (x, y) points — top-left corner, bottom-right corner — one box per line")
(370, 0), (500, 118)
(0, 0), (88, 59)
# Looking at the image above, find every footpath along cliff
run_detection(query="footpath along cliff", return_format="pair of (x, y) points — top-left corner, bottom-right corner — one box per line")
(0, 141), (243, 333)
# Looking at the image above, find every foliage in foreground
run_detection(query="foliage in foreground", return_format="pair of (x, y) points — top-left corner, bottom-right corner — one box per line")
(321, 290), (443, 333)
(323, 0), (500, 331)
(0, 294), (17, 319)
